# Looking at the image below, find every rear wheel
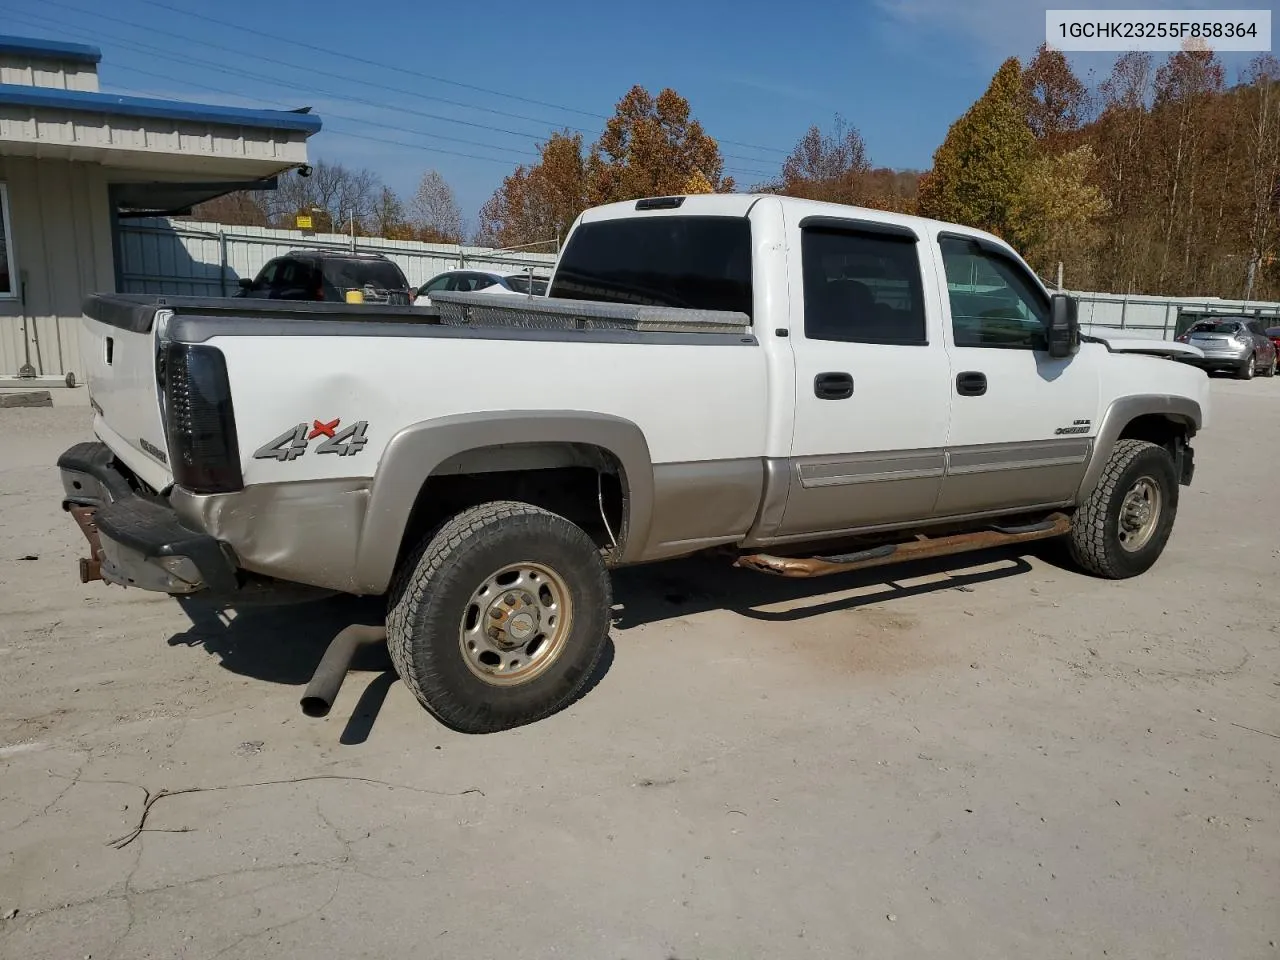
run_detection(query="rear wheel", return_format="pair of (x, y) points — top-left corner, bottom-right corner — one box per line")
(1238, 353), (1256, 380)
(387, 501), (611, 734)
(1068, 439), (1179, 579)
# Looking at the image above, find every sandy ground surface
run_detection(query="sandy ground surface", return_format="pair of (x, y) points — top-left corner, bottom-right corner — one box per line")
(1, 378), (1277, 960)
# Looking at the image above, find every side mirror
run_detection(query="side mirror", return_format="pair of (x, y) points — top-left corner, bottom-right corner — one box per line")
(1048, 293), (1079, 359)
(237, 278), (254, 290)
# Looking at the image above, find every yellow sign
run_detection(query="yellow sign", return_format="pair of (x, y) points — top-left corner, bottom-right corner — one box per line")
(296, 214), (313, 230)
(345, 289), (364, 304)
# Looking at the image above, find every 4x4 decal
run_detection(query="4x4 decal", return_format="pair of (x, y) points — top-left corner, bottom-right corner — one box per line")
(254, 419), (369, 461)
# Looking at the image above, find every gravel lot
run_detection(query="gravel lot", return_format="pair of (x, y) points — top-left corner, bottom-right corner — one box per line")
(1, 377), (1277, 960)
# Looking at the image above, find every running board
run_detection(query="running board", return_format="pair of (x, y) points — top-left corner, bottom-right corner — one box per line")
(735, 513), (1072, 579)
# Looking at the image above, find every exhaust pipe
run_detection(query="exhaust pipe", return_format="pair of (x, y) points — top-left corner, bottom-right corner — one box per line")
(300, 624), (387, 718)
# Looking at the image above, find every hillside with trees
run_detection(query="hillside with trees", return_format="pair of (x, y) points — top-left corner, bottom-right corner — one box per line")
(190, 49), (1280, 299)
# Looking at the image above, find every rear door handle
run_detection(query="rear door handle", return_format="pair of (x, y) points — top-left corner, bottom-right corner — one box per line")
(814, 372), (854, 400)
(956, 371), (987, 397)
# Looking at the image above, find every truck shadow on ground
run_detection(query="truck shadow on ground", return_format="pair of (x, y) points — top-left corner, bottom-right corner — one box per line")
(609, 546), (1040, 629)
(165, 545), (1040, 739)
(166, 593), (616, 742)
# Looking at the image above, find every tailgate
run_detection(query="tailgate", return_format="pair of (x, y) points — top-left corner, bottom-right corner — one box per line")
(81, 299), (173, 492)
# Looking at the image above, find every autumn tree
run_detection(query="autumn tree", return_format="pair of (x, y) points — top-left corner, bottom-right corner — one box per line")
(1022, 43), (1089, 141)
(370, 186), (416, 241)
(1012, 145), (1109, 283)
(586, 86), (733, 204)
(476, 132), (588, 248)
(1240, 56), (1280, 297)
(1161, 48), (1225, 286)
(773, 115), (871, 205)
(917, 57), (1035, 240)
(188, 190), (271, 227)
(266, 159), (381, 233)
(862, 168), (923, 214)
(411, 170), (464, 243)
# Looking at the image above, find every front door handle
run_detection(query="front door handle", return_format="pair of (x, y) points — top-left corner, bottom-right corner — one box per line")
(956, 371), (987, 397)
(814, 372), (854, 400)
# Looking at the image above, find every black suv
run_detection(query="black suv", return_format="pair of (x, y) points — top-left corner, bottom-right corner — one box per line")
(236, 251), (413, 305)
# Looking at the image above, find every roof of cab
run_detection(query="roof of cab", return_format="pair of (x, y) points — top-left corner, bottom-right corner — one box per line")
(577, 193), (1010, 250)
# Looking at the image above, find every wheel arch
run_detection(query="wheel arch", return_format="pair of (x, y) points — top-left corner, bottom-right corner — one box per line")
(353, 411), (653, 594)
(1077, 395), (1201, 502)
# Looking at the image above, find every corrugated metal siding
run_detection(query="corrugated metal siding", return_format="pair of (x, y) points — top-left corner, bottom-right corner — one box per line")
(119, 219), (559, 295)
(0, 56), (99, 91)
(1073, 291), (1280, 339)
(0, 155), (112, 379)
(0, 109), (309, 169)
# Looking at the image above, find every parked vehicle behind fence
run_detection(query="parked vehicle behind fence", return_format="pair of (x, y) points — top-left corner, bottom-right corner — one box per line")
(414, 270), (550, 306)
(1176, 317), (1277, 379)
(236, 250), (413, 305)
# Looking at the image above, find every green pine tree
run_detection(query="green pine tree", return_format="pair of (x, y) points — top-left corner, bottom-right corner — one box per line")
(918, 57), (1035, 240)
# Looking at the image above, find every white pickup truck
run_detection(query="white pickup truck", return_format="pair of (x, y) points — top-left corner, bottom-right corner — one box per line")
(59, 194), (1209, 733)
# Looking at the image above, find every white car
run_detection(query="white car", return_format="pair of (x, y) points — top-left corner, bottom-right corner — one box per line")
(413, 269), (548, 306)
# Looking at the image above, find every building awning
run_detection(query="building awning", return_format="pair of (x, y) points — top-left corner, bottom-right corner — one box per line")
(0, 82), (321, 179)
(111, 178), (279, 217)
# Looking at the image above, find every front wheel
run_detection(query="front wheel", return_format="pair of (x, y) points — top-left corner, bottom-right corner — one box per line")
(1068, 439), (1179, 579)
(387, 501), (611, 733)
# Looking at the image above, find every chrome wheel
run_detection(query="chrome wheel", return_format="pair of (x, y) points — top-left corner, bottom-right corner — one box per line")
(1117, 477), (1161, 553)
(458, 562), (572, 686)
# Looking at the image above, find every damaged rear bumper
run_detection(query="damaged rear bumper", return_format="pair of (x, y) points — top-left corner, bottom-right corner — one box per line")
(57, 441), (238, 595)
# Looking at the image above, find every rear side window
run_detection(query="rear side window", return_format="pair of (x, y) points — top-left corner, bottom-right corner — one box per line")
(802, 227), (926, 345)
(506, 276), (548, 295)
(550, 216), (753, 317)
(322, 259), (408, 291)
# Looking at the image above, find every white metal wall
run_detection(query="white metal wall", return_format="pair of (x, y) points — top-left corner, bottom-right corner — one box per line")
(118, 218), (559, 297)
(0, 155), (113, 382)
(1073, 291), (1280, 340)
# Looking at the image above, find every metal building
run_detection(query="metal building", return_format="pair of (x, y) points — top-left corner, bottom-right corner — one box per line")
(0, 34), (320, 384)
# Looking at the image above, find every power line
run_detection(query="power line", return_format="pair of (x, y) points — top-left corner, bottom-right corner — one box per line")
(107, 62), (539, 163)
(35, 0), (601, 138)
(1, 5), (778, 180)
(132, 0), (793, 159)
(4, 5), (572, 145)
(12, 2), (779, 177)
(138, 0), (609, 123)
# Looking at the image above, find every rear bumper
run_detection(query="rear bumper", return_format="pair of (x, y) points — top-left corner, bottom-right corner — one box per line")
(58, 441), (238, 595)
(1181, 350), (1248, 370)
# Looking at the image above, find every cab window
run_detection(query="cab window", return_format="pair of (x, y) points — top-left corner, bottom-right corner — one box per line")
(801, 226), (927, 345)
(940, 237), (1049, 350)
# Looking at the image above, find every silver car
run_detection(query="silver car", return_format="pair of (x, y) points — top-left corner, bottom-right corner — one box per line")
(1178, 317), (1278, 380)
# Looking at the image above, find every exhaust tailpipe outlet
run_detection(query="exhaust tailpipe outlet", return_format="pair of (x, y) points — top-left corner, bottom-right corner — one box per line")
(300, 624), (388, 718)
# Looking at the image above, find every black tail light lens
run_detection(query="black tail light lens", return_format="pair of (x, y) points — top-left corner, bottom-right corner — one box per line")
(163, 343), (243, 493)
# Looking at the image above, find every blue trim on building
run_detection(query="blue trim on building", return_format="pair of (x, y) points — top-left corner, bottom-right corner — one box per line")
(0, 83), (322, 133)
(0, 35), (102, 65)
(0, 82), (322, 133)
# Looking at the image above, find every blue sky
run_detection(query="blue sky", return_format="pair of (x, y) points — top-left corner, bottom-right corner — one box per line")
(2, 0), (1269, 230)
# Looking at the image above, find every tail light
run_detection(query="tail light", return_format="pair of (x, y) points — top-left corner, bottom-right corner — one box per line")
(161, 342), (243, 493)
(1175, 334), (1189, 343)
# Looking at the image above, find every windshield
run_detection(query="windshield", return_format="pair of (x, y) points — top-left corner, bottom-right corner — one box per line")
(322, 259), (408, 291)
(1190, 321), (1242, 334)
(550, 216), (753, 316)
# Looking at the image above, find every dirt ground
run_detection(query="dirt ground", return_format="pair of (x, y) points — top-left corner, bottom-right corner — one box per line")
(1, 378), (1277, 960)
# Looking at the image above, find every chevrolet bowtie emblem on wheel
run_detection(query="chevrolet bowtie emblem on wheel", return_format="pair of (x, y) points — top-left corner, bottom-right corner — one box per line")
(254, 419), (369, 461)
